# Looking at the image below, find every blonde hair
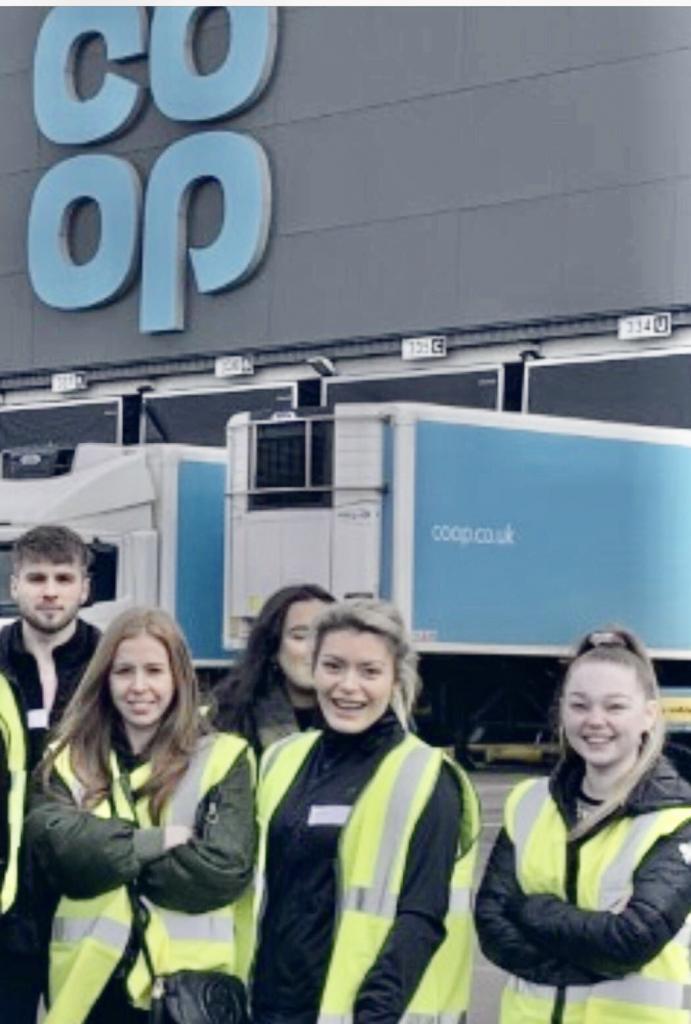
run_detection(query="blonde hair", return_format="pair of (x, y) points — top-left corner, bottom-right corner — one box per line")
(41, 607), (208, 822)
(559, 627), (664, 840)
(310, 599), (420, 727)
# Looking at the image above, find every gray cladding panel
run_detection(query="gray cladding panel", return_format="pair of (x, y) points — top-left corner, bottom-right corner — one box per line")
(0, 275), (33, 372)
(0, 8), (43, 75)
(269, 213), (460, 344)
(5, 8), (691, 373)
(462, 8), (691, 85)
(461, 8), (575, 85)
(458, 77), (567, 207)
(557, 57), (682, 193)
(0, 171), (38, 277)
(276, 8), (464, 121)
(670, 179), (691, 304)
(567, 8), (691, 66)
(561, 183), (676, 314)
(273, 113), (374, 234)
(458, 197), (568, 324)
(0, 72), (39, 175)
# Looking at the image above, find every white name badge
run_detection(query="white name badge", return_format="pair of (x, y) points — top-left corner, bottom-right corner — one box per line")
(27, 708), (49, 730)
(307, 804), (351, 827)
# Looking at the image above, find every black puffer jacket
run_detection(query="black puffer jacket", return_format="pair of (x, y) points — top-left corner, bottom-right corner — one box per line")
(475, 755), (691, 985)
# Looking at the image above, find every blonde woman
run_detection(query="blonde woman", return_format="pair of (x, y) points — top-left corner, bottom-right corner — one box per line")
(25, 607), (255, 1024)
(475, 627), (691, 1024)
(252, 599), (480, 1024)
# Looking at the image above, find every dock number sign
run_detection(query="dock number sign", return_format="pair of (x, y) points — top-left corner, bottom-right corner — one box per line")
(617, 313), (672, 341)
(28, 8), (276, 333)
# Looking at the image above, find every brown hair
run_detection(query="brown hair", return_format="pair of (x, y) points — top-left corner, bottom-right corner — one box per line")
(13, 524), (91, 572)
(560, 627), (663, 839)
(41, 606), (208, 822)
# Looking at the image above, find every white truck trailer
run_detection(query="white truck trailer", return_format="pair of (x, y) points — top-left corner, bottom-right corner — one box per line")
(0, 443), (228, 666)
(225, 402), (691, 751)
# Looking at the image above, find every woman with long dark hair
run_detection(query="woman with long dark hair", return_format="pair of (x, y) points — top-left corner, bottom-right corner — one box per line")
(475, 627), (691, 1023)
(26, 607), (255, 1024)
(215, 583), (334, 753)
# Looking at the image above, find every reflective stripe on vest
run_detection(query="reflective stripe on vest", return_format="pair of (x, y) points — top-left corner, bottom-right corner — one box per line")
(257, 731), (480, 1024)
(46, 733), (249, 1024)
(318, 1014), (468, 1024)
(596, 811), (663, 909)
(340, 743), (436, 918)
(52, 914), (130, 948)
(0, 673), (27, 914)
(507, 975), (689, 1010)
(510, 778), (549, 857)
(259, 730), (304, 782)
(502, 778), (691, 1024)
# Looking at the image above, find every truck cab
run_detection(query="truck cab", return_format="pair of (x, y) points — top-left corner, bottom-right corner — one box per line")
(0, 442), (228, 665)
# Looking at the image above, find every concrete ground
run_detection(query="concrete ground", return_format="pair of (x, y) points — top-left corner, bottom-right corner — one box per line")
(469, 768), (545, 1024)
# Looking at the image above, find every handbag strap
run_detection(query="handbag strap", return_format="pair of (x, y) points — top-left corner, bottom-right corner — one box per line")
(107, 762), (160, 988)
(127, 884), (159, 986)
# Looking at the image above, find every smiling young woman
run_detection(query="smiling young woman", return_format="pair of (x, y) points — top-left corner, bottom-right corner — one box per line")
(24, 607), (255, 1024)
(475, 627), (691, 1024)
(250, 599), (480, 1024)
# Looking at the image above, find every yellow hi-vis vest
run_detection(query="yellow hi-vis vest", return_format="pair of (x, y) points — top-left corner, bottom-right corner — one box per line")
(46, 732), (253, 1024)
(0, 672), (27, 914)
(500, 776), (691, 1024)
(256, 730), (481, 1024)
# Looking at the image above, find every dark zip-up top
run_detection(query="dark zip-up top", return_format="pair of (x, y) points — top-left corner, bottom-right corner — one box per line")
(0, 618), (100, 771)
(0, 617), (100, 955)
(252, 710), (462, 1024)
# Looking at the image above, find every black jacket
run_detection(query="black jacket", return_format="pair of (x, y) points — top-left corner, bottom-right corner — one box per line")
(0, 617), (100, 954)
(0, 618), (100, 770)
(475, 755), (691, 986)
(252, 710), (464, 1024)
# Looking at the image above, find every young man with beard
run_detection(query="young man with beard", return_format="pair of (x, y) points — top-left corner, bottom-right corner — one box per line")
(0, 524), (100, 1023)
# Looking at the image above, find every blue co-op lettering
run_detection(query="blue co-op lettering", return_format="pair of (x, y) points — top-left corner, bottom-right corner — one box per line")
(28, 7), (276, 333)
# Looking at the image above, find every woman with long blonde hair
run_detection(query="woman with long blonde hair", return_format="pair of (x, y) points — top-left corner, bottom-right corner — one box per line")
(251, 599), (480, 1024)
(26, 607), (255, 1024)
(475, 627), (691, 1024)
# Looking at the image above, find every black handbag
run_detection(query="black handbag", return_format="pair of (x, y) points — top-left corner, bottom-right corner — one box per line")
(148, 969), (249, 1024)
(130, 891), (249, 1024)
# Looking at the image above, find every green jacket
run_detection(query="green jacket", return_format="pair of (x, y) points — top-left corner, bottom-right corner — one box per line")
(24, 739), (256, 916)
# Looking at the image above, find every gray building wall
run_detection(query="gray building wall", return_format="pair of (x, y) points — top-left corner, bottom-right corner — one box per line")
(3, 6), (691, 376)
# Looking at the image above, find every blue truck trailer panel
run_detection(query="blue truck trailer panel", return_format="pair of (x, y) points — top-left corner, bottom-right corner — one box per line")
(379, 421), (394, 602)
(413, 420), (691, 654)
(176, 459), (228, 663)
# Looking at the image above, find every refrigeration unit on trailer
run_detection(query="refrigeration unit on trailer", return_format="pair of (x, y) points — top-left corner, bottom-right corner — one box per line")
(0, 443), (228, 666)
(225, 402), (691, 744)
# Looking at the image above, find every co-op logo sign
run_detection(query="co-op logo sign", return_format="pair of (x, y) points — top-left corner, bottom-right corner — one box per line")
(28, 7), (276, 333)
